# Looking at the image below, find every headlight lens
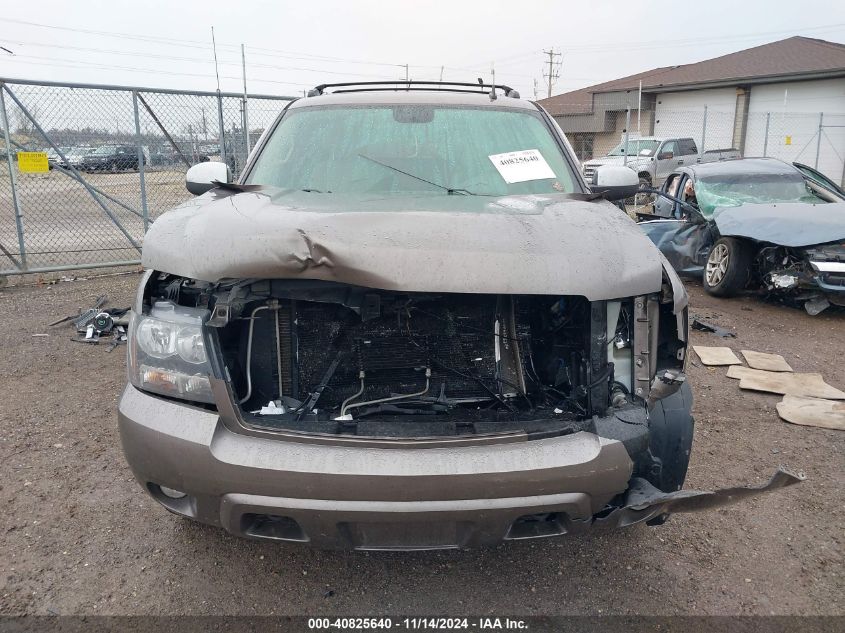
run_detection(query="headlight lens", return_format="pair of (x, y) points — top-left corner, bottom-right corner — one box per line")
(175, 326), (206, 364)
(136, 318), (177, 358)
(128, 301), (213, 403)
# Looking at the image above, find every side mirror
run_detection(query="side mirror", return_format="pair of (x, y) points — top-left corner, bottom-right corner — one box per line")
(657, 151), (673, 160)
(589, 165), (640, 201)
(185, 161), (231, 195)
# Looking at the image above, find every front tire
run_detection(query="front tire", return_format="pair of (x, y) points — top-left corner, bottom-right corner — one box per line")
(703, 237), (754, 297)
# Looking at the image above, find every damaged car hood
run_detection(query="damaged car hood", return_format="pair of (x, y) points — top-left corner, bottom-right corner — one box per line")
(714, 202), (845, 247)
(142, 188), (664, 299)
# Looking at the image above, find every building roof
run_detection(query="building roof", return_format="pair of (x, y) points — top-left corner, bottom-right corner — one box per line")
(540, 37), (845, 116)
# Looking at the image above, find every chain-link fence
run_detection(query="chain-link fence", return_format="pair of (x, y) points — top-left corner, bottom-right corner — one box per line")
(0, 78), (293, 276)
(558, 106), (845, 190)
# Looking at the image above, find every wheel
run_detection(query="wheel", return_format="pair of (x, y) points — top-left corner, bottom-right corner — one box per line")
(703, 237), (754, 297)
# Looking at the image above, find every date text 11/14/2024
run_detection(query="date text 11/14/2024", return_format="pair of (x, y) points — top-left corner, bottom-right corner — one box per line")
(307, 617), (529, 630)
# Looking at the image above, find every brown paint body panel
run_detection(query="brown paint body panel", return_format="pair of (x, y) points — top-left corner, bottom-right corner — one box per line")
(118, 384), (634, 548)
(141, 190), (663, 300)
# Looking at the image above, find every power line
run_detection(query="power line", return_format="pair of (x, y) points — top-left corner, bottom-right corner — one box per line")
(2, 16), (843, 62)
(1, 56), (313, 89)
(542, 49), (561, 99)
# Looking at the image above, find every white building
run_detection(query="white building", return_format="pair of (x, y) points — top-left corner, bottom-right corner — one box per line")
(540, 37), (845, 185)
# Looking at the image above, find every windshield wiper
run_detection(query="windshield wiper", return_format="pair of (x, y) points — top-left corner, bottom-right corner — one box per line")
(358, 153), (473, 195)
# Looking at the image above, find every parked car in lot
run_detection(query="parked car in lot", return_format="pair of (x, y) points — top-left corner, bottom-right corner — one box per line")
(583, 136), (740, 191)
(119, 82), (800, 550)
(54, 146), (96, 169)
(45, 146), (72, 169)
(638, 158), (845, 315)
(80, 144), (144, 171)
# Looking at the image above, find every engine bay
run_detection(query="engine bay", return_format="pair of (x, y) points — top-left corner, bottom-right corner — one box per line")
(141, 275), (686, 438)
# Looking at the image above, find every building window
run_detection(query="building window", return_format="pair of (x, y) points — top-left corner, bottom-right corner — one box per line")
(569, 133), (594, 161)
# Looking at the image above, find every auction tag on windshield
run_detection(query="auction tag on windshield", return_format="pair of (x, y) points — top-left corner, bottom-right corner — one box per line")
(488, 149), (555, 184)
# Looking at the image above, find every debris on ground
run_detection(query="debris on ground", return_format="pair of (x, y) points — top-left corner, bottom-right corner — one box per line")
(726, 366), (845, 400)
(804, 296), (830, 317)
(692, 346), (742, 366)
(741, 350), (793, 373)
(776, 395), (845, 431)
(48, 295), (129, 350)
(691, 317), (736, 338)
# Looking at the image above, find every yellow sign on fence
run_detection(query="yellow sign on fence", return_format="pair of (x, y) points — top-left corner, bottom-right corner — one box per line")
(17, 151), (50, 173)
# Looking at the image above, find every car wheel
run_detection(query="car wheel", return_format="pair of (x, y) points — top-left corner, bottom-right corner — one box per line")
(703, 237), (754, 297)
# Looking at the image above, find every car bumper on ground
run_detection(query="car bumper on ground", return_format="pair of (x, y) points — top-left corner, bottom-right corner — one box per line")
(118, 384), (643, 549)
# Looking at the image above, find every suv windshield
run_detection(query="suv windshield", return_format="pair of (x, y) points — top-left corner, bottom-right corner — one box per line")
(696, 175), (827, 218)
(607, 139), (660, 157)
(92, 146), (118, 156)
(246, 105), (576, 196)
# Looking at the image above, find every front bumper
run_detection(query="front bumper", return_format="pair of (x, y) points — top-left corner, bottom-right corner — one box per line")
(118, 384), (643, 549)
(809, 261), (845, 297)
(118, 383), (805, 549)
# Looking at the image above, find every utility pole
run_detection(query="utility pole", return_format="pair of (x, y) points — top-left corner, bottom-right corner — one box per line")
(533, 78), (538, 100)
(542, 49), (561, 98)
(241, 43), (250, 154)
(404, 64), (409, 82)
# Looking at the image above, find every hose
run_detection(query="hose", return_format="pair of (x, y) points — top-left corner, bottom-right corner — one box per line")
(339, 371), (366, 417)
(238, 304), (271, 404)
(340, 368), (432, 418)
(274, 303), (284, 400)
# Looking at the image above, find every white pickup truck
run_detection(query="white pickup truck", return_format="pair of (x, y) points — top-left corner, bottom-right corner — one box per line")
(582, 137), (740, 189)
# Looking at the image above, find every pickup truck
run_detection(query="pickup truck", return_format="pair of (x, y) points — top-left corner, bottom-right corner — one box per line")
(582, 137), (740, 189)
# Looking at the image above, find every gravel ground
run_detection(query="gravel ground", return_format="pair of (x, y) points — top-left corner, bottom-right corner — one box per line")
(0, 273), (842, 616)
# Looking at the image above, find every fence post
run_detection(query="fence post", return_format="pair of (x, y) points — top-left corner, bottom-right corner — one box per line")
(762, 112), (770, 157)
(623, 108), (631, 167)
(0, 84), (27, 270)
(216, 91), (228, 170)
(700, 105), (708, 153)
(132, 91), (149, 232)
(814, 112), (823, 170)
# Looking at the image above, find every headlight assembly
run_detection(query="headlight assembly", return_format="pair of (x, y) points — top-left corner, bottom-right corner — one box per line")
(128, 301), (214, 403)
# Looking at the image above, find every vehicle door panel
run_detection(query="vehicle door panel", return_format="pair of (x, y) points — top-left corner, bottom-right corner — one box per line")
(793, 162), (845, 198)
(638, 174), (714, 276)
(655, 141), (681, 182)
(653, 172), (681, 218)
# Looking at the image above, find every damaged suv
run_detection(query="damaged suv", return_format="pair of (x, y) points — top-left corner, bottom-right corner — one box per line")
(119, 82), (800, 550)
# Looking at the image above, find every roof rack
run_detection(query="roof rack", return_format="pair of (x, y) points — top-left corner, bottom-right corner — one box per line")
(307, 80), (520, 99)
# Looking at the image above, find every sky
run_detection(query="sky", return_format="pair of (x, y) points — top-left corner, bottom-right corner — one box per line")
(0, 0), (844, 100)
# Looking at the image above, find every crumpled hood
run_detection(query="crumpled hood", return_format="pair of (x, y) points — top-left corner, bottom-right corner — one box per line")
(141, 188), (664, 299)
(713, 202), (845, 248)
